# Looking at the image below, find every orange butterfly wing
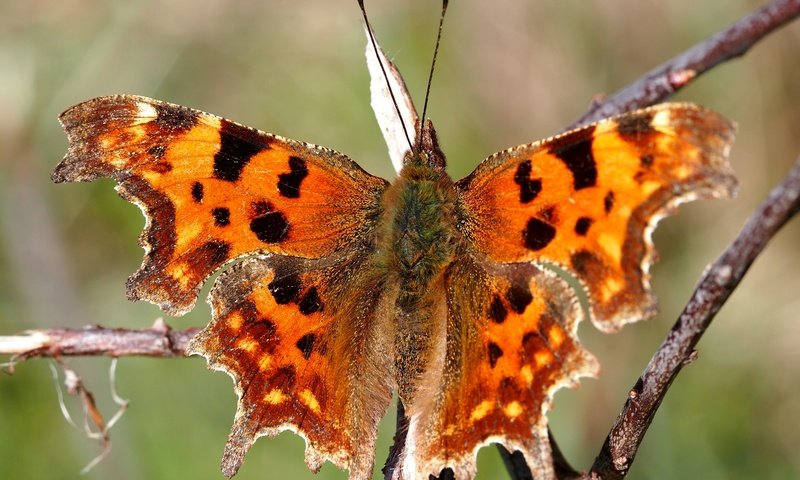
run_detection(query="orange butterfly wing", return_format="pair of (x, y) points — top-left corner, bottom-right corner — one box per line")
(457, 103), (737, 331)
(53, 95), (387, 315)
(402, 258), (598, 479)
(189, 254), (395, 478)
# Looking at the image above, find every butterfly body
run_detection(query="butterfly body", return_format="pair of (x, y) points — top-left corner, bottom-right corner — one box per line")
(54, 94), (736, 480)
(376, 123), (460, 401)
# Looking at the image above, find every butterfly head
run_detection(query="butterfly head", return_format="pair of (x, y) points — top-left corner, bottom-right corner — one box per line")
(405, 119), (447, 173)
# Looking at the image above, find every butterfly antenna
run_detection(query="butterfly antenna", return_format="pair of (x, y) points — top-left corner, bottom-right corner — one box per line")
(419, 0), (449, 132)
(357, 0), (415, 153)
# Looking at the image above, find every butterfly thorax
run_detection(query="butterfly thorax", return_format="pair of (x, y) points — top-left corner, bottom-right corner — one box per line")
(381, 161), (458, 290)
(379, 123), (458, 299)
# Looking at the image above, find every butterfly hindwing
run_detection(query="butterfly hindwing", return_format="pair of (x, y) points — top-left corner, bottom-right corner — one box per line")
(400, 257), (599, 479)
(456, 103), (737, 331)
(53, 95), (388, 315)
(188, 253), (395, 479)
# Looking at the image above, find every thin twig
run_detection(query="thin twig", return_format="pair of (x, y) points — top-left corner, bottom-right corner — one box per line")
(49, 359), (130, 474)
(587, 157), (800, 479)
(0, 319), (197, 368)
(569, 0), (800, 129)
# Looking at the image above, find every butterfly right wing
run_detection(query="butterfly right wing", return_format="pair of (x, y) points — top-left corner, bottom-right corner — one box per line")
(189, 253), (396, 479)
(400, 257), (598, 479)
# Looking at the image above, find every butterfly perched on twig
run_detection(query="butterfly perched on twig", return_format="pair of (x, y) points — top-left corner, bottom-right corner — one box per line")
(52, 4), (736, 479)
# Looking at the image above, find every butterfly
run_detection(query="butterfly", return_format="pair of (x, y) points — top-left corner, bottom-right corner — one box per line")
(52, 23), (736, 480)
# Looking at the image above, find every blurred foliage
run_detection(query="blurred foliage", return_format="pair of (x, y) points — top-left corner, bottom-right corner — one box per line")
(1, 1), (798, 479)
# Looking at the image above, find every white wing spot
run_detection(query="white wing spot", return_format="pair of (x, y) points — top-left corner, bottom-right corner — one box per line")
(652, 108), (672, 127)
(136, 101), (158, 121)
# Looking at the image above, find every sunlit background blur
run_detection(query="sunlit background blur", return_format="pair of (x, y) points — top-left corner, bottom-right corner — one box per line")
(1, 1), (798, 479)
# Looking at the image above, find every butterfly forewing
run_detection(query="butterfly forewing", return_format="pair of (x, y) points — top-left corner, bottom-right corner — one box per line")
(456, 103), (737, 332)
(54, 95), (388, 315)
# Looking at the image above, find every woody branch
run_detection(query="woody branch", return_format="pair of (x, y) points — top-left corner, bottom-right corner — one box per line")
(586, 156), (800, 479)
(569, 0), (800, 129)
(0, 320), (197, 366)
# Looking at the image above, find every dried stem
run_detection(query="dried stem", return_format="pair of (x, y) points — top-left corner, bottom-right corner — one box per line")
(0, 319), (197, 368)
(569, 0), (800, 129)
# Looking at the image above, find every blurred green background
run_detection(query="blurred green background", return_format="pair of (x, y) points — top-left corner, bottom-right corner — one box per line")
(1, 1), (798, 479)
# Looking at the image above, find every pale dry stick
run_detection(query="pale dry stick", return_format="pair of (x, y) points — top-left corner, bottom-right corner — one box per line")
(0, 319), (198, 367)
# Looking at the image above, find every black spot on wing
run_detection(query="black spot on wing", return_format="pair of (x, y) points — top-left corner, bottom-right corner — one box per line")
(521, 331), (539, 356)
(488, 296), (508, 324)
(213, 120), (269, 182)
(604, 191), (615, 214)
(512, 160), (542, 203)
(570, 249), (602, 276)
(575, 216), (593, 236)
(295, 333), (316, 360)
(212, 207), (230, 227)
(549, 125), (597, 190)
(250, 200), (289, 243)
(488, 342), (504, 368)
(268, 273), (301, 304)
(191, 182), (204, 203)
(277, 156), (309, 198)
(506, 283), (533, 314)
(522, 218), (556, 251)
(640, 154), (654, 167)
(616, 110), (656, 141)
(298, 287), (323, 315)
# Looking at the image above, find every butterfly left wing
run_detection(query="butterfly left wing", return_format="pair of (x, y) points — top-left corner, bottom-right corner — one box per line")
(456, 103), (737, 332)
(400, 257), (598, 479)
(53, 95), (388, 315)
